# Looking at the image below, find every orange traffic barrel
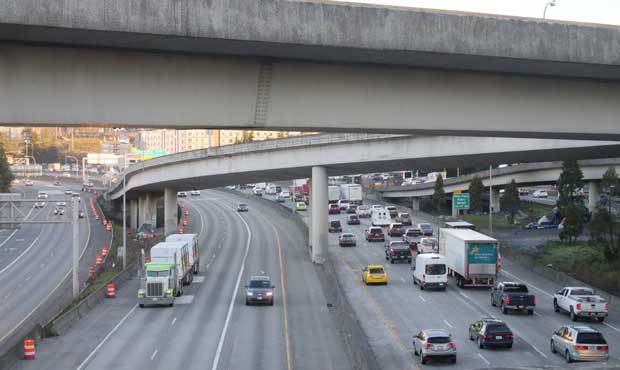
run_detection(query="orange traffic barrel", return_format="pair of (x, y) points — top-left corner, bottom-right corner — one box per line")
(103, 219), (108, 226)
(106, 224), (112, 231)
(23, 339), (35, 359)
(88, 266), (95, 278)
(182, 219), (188, 226)
(95, 214), (100, 220)
(180, 203), (185, 208)
(145, 255), (151, 263)
(96, 255), (103, 265)
(101, 247), (109, 256)
(178, 227), (184, 234)
(184, 210), (189, 216)
(106, 284), (116, 298)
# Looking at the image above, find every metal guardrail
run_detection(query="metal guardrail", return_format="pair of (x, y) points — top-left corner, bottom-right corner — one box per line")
(109, 133), (404, 196)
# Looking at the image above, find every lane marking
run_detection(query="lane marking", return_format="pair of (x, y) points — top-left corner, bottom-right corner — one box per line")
(210, 202), (253, 370)
(418, 295), (427, 303)
(39, 263), (45, 268)
(533, 311), (542, 317)
(75, 304), (138, 370)
(443, 320), (453, 328)
(400, 277), (405, 282)
(603, 322), (620, 334)
(0, 236), (40, 276)
(530, 344), (548, 358)
(25, 276), (31, 281)
(501, 269), (553, 298)
(150, 349), (158, 360)
(171, 317), (177, 325)
(477, 353), (490, 365)
(459, 292), (470, 299)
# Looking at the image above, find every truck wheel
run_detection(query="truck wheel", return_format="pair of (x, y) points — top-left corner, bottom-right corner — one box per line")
(597, 317), (605, 322)
(246, 299), (250, 306)
(501, 303), (508, 314)
(527, 309), (534, 315)
(390, 259), (394, 264)
(139, 304), (144, 308)
(553, 299), (560, 313)
(478, 337), (484, 349)
(550, 340), (556, 353)
(420, 283), (424, 291)
(570, 307), (577, 321)
(413, 278), (417, 285)
(169, 303), (173, 307)
(491, 294), (496, 307)
(421, 357), (427, 365)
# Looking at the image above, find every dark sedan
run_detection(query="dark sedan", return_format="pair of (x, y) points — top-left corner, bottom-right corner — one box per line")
(237, 203), (249, 212)
(469, 318), (514, 349)
(347, 214), (361, 225)
(245, 276), (275, 306)
(329, 220), (342, 233)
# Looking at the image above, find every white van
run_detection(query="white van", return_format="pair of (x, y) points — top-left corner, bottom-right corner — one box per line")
(371, 209), (391, 227)
(412, 253), (448, 290)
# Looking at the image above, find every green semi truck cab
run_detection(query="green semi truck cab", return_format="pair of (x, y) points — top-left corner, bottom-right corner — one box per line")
(138, 262), (179, 307)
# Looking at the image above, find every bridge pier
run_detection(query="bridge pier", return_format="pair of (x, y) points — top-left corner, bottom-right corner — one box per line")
(490, 189), (501, 213)
(588, 181), (600, 214)
(138, 194), (146, 227)
(129, 199), (138, 230)
(412, 197), (420, 211)
(164, 188), (178, 236)
(139, 193), (157, 227)
(311, 166), (328, 264)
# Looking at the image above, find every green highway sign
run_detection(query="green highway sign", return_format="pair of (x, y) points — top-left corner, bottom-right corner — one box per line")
(453, 193), (470, 210)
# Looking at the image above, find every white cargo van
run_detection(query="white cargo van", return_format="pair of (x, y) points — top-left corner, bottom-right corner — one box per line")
(371, 209), (391, 227)
(412, 253), (448, 290)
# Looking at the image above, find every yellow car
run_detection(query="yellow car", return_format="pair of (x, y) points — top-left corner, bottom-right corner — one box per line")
(295, 202), (307, 211)
(362, 265), (388, 285)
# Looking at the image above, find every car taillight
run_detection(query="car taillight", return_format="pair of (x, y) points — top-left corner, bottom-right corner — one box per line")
(447, 342), (456, 349)
(576, 303), (582, 310)
(483, 335), (493, 340)
(597, 345), (608, 351)
(505, 334), (513, 339)
(573, 345), (588, 350)
(423, 343), (432, 349)
(533, 295), (537, 306)
(390, 250), (395, 256)
(605, 303), (609, 311)
(504, 296), (510, 305)
(408, 250), (412, 255)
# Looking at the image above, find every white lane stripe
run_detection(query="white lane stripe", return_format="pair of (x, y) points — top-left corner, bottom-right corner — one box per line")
(150, 349), (158, 360)
(477, 353), (490, 365)
(210, 202), (253, 370)
(75, 304), (138, 370)
(530, 344), (548, 358)
(400, 277), (405, 282)
(171, 317), (177, 326)
(443, 320), (453, 328)
(0, 236), (40, 276)
(0, 229), (19, 249)
(459, 292), (470, 299)
(534, 311), (542, 317)
(501, 269), (553, 298)
(418, 295), (427, 302)
(604, 322), (620, 334)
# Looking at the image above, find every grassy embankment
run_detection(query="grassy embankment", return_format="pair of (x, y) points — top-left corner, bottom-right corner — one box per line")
(461, 201), (554, 230)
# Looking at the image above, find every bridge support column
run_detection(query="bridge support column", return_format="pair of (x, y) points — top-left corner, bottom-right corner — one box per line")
(412, 197), (420, 211)
(588, 181), (600, 214)
(311, 166), (328, 264)
(164, 188), (178, 236)
(308, 188), (313, 251)
(144, 193), (157, 226)
(490, 189), (501, 213)
(129, 199), (138, 230)
(138, 194), (146, 227)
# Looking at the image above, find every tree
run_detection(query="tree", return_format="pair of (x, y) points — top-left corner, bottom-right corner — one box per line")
(556, 160), (585, 242)
(589, 167), (620, 259)
(432, 174), (446, 213)
(502, 179), (520, 222)
(0, 146), (15, 193)
(468, 175), (484, 212)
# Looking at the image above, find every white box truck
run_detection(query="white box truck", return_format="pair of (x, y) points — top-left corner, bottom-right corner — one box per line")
(150, 241), (193, 287)
(438, 228), (499, 288)
(328, 186), (340, 204)
(165, 233), (200, 274)
(339, 184), (363, 204)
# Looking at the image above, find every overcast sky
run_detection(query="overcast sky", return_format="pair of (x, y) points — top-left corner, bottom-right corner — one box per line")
(337, 0), (620, 26)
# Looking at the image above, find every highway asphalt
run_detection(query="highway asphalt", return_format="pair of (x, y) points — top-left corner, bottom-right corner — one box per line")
(0, 179), (108, 353)
(11, 190), (351, 370)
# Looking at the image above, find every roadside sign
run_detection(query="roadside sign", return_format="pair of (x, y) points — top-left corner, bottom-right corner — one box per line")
(453, 193), (470, 210)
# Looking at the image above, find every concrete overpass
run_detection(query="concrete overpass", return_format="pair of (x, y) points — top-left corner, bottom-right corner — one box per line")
(1, 0), (620, 139)
(107, 133), (620, 263)
(380, 158), (620, 213)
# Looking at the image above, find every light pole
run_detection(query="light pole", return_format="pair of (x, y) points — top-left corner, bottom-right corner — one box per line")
(489, 164), (493, 236)
(82, 157), (88, 184)
(543, 0), (557, 19)
(122, 168), (127, 270)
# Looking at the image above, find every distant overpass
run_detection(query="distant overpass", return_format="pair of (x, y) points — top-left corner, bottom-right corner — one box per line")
(379, 158), (620, 213)
(1, 1), (620, 138)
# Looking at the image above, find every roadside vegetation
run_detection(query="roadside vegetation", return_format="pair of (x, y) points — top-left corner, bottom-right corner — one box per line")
(0, 145), (14, 192)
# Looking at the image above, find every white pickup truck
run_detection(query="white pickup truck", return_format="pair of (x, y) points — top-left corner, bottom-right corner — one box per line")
(553, 287), (609, 322)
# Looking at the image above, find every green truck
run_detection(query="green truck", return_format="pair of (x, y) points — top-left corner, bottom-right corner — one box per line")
(138, 262), (180, 307)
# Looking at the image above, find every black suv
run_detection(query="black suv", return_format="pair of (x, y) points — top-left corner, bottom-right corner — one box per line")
(469, 318), (514, 349)
(245, 276), (275, 306)
(328, 220), (342, 233)
(385, 241), (412, 264)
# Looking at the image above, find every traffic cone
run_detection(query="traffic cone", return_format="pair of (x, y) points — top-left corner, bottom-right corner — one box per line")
(106, 224), (112, 231)
(178, 227), (184, 234)
(88, 266), (95, 278)
(23, 339), (35, 359)
(101, 247), (109, 257)
(96, 255), (103, 265)
(106, 284), (116, 298)
(182, 219), (188, 226)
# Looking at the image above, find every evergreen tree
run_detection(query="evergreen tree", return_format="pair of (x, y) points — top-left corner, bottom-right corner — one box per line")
(589, 167), (620, 259)
(502, 179), (520, 222)
(432, 175), (446, 213)
(0, 146), (15, 193)
(560, 202), (583, 243)
(556, 160), (585, 242)
(468, 175), (484, 212)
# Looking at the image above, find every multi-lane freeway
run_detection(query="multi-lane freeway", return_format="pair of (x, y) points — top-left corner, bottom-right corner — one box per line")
(0, 179), (107, 353)
(11, 189), (350, 370)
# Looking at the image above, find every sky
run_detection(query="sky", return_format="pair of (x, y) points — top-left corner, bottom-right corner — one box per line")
(337, 0), (620, 26)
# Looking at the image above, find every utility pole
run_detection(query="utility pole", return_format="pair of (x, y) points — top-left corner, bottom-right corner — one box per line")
(489, 165), (493, 236)
(122, 171), (127, 270)
(72, 195), (80, 299)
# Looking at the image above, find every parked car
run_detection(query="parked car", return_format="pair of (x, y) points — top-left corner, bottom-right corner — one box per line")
(328, 203), (341, 214)
(339, 233), (357, 247)
(396, 212), (412, 225)
(553, 287), (608, 322)
(469, 318), (514, 349)
(328, 220), (342, 233)
(362, 265), (387, 285)
(413, 329), (457, 364)
(384, 241), (411, 264)
(491, 282), (536, 315)
(245, 275), (275, 306)
(387, 223), (405, 237)
(385, 206), (398, 218)
(366, 227), (385, 242)
(418, 223), (433, 236)
(356, 205), (372, 218)
(551, 325), (609, 363)
(532, 190), (548, 198)
(237, 203), (249, 212)
(347, 214), (360, 225)
(177, 191), (188, 198)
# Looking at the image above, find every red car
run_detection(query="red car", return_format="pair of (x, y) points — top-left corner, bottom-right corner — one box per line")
(329, 203), (341, 214)
(366, 227), (385, 242)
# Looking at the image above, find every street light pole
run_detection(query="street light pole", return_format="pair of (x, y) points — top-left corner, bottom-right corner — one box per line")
(489, 164), (493, 236)
(543, 0), (557, 19)
(72, 195), (80, 299)
(122, 170), (127, 270)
